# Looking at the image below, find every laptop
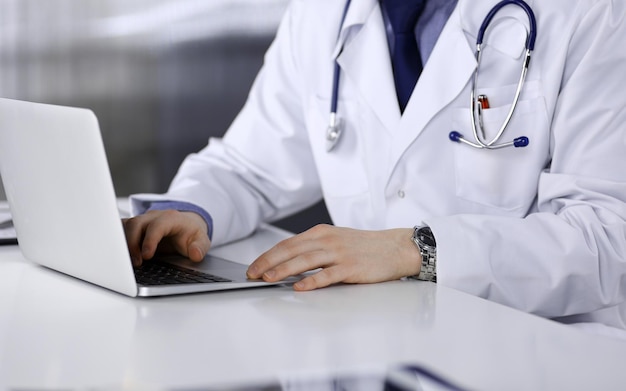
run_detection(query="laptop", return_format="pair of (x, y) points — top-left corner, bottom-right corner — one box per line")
(0, 97), (294, 297)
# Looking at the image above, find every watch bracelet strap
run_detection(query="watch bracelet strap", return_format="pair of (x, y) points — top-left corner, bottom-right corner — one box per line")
(416, 254), (437, 283)
(411, 225), (437, 283)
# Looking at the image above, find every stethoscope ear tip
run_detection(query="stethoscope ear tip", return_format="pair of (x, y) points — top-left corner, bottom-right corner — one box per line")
(449, 131), (463, 143)
(450, 131), (529, 149)
(513, 136), (529, 148)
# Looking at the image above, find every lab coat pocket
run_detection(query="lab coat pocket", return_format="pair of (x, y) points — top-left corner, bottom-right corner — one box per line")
(451, 84), (551, 212)
(305, 95), (369, 199)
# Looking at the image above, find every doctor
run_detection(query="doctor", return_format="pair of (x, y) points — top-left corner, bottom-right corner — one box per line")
(125, 0), (626, 332)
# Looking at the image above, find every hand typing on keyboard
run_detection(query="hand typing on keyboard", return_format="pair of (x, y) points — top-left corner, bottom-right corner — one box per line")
(123, 210), (211, 267)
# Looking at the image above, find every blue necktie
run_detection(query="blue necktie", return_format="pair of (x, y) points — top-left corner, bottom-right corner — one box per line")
(381, 0), (425, 113)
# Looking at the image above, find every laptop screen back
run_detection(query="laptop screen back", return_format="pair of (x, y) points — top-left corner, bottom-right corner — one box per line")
(0, 98), (138, 296)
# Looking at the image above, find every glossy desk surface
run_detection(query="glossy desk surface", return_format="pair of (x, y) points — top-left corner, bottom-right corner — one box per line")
(1, 224), (626, 390)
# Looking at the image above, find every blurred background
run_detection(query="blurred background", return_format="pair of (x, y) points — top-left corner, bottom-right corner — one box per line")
(0, 0), (330, 233)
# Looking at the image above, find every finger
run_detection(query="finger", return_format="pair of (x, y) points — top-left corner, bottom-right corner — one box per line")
(247, 225), (332, 278)
(123, 217), (148, 267)
(260, 250), (329, 282)
(293, 267), (347, 291)
(141, 217), (171, 261)
(169, 212), (211, 262)
(140, 210), (193, 259)
(246, 240), (296, 279)
(185, 231), (211, 262)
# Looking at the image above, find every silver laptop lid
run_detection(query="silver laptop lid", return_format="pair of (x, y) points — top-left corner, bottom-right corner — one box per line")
(0, 98), (138, 296)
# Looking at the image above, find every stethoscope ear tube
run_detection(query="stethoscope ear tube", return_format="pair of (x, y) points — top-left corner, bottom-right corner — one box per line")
(454, 0), (535, 151)
(327, 0), (536, 153)
(477, 0), (537, 51)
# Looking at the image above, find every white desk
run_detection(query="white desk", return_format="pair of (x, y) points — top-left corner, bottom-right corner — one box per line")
(1, 225), (626, 390)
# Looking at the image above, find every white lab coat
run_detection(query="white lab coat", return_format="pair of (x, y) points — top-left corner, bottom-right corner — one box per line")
(132, 0), (626, 331)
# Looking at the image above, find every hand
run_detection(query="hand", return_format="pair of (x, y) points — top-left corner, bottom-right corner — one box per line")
(123, 210), (211, 267)
(246, 224), (421, 291)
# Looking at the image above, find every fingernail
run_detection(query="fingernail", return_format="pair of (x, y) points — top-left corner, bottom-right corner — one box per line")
(263, 270), (276, 280)
(247, 265), (258, 278)
(294, 281), (305, 290)
(190, 245), (203, 262)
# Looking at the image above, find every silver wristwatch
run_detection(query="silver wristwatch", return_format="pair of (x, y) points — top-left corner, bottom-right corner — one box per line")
(411, 225), (437, 282)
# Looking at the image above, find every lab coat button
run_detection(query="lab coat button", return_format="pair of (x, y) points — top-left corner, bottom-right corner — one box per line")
(397, 190), (405, 199)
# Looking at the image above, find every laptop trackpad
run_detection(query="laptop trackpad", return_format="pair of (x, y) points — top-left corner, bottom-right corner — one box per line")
(154, 254), (251, 282)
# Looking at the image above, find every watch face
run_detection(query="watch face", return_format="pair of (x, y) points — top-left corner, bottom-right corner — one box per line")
(418, 227), (436, 247)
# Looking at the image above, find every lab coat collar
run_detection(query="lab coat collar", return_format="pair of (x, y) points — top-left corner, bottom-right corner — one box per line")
(335, 1), (401, 132)
(331, 0), (379, 60)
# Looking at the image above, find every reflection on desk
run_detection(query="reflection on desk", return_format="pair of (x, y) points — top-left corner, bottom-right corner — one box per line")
(219, 364), (467, 391)
(0, 201), (17, 245)
(1, 226), (626, 390)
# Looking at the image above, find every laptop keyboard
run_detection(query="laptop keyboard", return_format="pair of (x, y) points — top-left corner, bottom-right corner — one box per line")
(135, 260), (232, 286)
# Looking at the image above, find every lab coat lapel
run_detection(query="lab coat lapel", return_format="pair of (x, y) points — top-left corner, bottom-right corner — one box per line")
(336, 1), (401, 133)
(388, 3), (477, 167)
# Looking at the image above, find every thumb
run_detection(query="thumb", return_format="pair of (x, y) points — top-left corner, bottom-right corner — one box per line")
(186, 234), (211, 262)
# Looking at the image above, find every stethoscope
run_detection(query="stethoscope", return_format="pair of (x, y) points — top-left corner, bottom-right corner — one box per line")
(326, 0), (537, 153)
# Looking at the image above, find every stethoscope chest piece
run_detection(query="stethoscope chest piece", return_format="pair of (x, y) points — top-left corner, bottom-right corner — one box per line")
(326, 113), (344, 152)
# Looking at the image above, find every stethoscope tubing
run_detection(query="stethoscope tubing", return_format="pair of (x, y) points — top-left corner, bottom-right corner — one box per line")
(453, 0), (536, 150)
(477, 0), (537, 51)
(468, 47), (531, 149)
(327, 0), (537, 152)
(326, 0), (353, 152)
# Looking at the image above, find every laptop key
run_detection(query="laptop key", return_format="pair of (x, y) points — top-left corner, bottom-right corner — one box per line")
(135, 261), (232, 285)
